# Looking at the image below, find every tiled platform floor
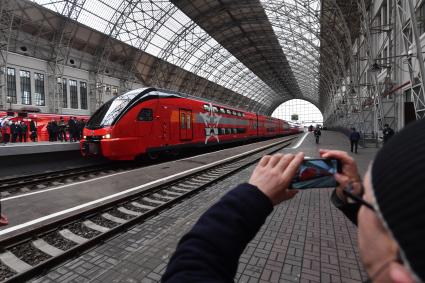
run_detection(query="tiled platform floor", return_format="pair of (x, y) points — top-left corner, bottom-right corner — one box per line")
(32, 131), (378, 283)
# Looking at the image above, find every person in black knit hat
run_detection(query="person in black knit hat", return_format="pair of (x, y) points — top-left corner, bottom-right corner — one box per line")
(163, 119), (425, 283)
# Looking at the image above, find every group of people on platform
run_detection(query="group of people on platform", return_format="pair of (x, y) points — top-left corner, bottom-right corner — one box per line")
(0, 120), (34, 145)
(46, 116), (85, 142)
(0, 116), (86, 145)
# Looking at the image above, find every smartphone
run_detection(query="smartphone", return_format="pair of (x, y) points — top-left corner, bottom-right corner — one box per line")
(290, 158), (342, 189)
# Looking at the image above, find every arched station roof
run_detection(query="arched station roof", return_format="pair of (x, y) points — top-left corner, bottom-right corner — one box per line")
(4, 0), (362, 115)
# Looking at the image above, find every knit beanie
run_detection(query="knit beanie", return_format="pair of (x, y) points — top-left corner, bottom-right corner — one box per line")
(371, 118), (425, 281)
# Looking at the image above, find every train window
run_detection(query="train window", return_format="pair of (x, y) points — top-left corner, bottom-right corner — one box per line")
(181, 113), (186, 129)
(186, 113), (191, 129)
(237, 128), (246, 134)
(137, 108), (153, 121)
(226, 109), (232, 115)
(220, 128), (225, 135)
(220, 108), (226, 114)
(232, 111), (236, 116)
(203, 104), (210, 111)
(233, 128), (237, 134)
(213, 106), (218, 113)
(226, 128), (231, 134)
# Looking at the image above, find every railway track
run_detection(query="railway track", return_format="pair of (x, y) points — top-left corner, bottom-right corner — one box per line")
(0, 136), (298, 282)
(0, 163), (136, 197)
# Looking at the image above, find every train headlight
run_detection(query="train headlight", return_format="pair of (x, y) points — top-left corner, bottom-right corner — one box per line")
(103, 133), (111, 139)
(83, 135), (87, 139)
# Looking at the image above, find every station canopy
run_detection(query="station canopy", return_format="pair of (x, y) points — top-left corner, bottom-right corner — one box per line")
(30, 0), (328, 114)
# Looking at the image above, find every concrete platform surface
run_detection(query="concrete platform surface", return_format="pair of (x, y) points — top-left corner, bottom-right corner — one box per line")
(0, 141), (80, 157)
(31, 131), (377, 283)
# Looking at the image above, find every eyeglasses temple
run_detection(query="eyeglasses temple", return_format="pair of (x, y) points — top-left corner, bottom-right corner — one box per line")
(342, 188), (376, 211)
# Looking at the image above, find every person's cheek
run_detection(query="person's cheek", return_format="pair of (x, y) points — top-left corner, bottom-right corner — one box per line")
(357, 207), (372, 268)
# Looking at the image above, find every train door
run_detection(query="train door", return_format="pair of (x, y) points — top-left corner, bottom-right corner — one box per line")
(136, 100), (159, 139)
(179, 109), (193, 141)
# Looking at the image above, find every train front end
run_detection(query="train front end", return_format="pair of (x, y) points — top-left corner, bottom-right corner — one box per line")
(81, 87), (154, 160)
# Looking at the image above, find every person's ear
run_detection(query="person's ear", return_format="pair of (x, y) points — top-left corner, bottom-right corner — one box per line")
(389, 262), (415, 283)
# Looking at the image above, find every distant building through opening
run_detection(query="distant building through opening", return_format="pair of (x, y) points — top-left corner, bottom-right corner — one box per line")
(272, 99), (323, 128)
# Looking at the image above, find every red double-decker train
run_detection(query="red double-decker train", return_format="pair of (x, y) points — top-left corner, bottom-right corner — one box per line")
(80, 88), (302, 160)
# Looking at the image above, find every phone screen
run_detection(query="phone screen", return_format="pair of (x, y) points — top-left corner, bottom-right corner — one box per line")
(290, 159), (340, 189)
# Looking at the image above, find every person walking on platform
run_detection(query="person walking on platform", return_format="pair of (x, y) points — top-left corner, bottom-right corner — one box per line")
(313, 127), (321, 144)
(1, 120), (10, 145)
(16, 122), (22, 142)
(52, 120), (59, 141)
(29, 120), (37, 142)
(21, 122), (28, 142)
(68, 117), (76, 142)
(47, 121), (53, 142)
(75, 119), (81, 141)
(349, 127), (360, 154)
(79, 119), (86, 140)
(383, 124), (394, 144)
(10, 121), (17, 143)
(163, 118), (425, 283)
(58, 117), (67, 142)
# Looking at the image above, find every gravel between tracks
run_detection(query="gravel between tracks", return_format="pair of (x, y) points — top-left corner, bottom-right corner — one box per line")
(9, 242), (50, 266)
(90, 216), (119, 228)
(0, 263), (16, 281)
(67, 222), (101, 239)
(42, 232), (77, 251)
(107, 209), (135, 220)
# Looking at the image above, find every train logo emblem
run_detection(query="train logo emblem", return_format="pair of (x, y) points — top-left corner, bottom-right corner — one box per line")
(199, 103), (222, 144)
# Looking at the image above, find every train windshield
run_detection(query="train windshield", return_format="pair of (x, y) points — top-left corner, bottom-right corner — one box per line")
(86, 89), (142, 129)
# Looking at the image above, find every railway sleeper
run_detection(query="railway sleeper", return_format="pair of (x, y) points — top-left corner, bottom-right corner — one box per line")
(161, 190), (182, 197)
(141, 197), (165, 205)
(102, 213), (126, 224)
(184, 180), (204, 186)
(0, 251), (32, 273)
(117, 207), (142, 217)
(83, 220), (110, 233)
(32, 239), (63, 257)
(193, 176), (213, 182)
(59, 229), (88, 245)
(131, 202), (155, 210)
(152, 193), (174, 201)
(177, 183), (198, 189)
(167, 186), (190, 193)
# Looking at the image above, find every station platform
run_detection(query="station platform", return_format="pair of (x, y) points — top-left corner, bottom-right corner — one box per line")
(30, 131), (377, 283)
(0, 141), (80, 157)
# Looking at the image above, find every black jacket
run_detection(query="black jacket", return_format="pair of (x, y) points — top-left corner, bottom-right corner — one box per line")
(162, 184), (360, 282)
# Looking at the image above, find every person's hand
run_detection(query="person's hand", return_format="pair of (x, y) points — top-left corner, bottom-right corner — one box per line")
(319, 149), (362, 203)
(249, 152), (304, 205)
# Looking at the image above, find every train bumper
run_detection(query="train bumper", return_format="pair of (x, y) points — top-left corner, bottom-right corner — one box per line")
(81, 140), (101, 156)
(81, 138), (142, 160)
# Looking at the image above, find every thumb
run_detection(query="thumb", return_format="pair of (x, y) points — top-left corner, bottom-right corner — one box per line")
(389, 262), (415, 283)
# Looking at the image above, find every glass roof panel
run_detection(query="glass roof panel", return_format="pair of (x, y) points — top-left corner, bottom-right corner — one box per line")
(31, 0), (323, 111)
(260, 0), (321, 103)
